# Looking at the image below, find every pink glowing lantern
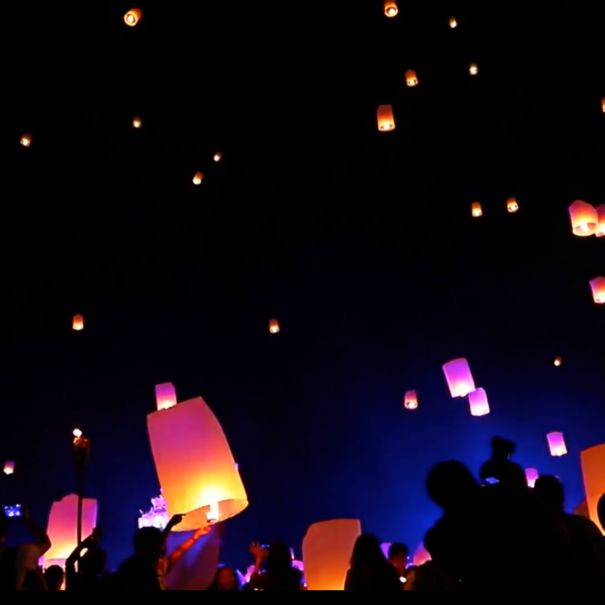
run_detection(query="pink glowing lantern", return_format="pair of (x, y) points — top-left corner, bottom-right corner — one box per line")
(580, 444), (605, 533)
(595, 205), (605, 237)
(413, 542), (431, 566)
(525, 468), (539, 488)
(590, 277), (605, 304)
(147, 395), (248, 532)
(468, 388), (490, 417)
(546, 432), (567, 457)
(403, 390), (418, 410)
(3, 461), (15, 475)
(569, 200), (598, 236)
(381, 542), (392, 558)
(442, 358), (476, 398)
(43, 494), (98, 568)
(155, 383), (177, 411)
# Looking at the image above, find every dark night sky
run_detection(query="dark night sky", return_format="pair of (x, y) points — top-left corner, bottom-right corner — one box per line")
(0, 2), (603, 571)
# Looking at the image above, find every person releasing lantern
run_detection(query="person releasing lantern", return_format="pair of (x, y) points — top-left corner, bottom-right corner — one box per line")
(568, 200), (598, 236)
(405, 70), (418, 87)
(20, 134), (32, 147)
(469, 63), (478, 75)
(471, 202), (482, 217)
(377, 105), (395, 131)
(404, 390), (418, 410)
(442, 358), (476, 398)
(546, 432), (567, 457)
(595, 205), (605, 236)
(124, 9), (142, 26)
(384, 1), (398, 17)
(590, 277), (605, 304)
(72, 315), (84, 331)
(193, 172), (204, 185)
(507, 197), (519, 213)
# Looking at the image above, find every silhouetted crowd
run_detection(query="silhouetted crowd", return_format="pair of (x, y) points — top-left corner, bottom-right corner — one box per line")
(1, 437), (605, 591)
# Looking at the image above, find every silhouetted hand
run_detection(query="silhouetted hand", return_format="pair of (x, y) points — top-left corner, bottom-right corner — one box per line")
(250, 542), (268, 562)
(167, 514), (185, 529)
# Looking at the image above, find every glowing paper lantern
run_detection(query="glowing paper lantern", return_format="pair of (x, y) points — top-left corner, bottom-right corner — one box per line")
(590, 277), (605, 304)
(132, 116), (142, 128)
(269, 318), (280, 334)
(580, 444), (605, 533)
(193, 172), (204, 185)
(302, 519), (361, 590)
(469, 63), (478, 75)
(213, 152), (222, 162)
(507, 197), (519, 213)
(554, 356), (562, 366)
(525, 468), (539, 488)
(568, 200), (598, 236)
(384, 1), (398, 17)
(442, 358), (476, 398)
(471, 202), (482, 217)
(3, 461), (15, 475)
(155, 383), (177, 411)
(602, 98), (605, 113)
(381, 542), (392, 558)
(546, 432), (567, 457)
(404, 390), (418, 410)
(147, 396), (248, 532)
(72, 315), (84, 331)
(468, 388), (490, 417)
(413, 542), (431, 566)
(20, 134), (32, 147)
(596, 205), (605, 236)
(449, 16), (457, 28)
(43, 495), (98, 567)
(405, 70), (418, 87)
(124, 8), (142, 26)
(377, 105), (395, 131)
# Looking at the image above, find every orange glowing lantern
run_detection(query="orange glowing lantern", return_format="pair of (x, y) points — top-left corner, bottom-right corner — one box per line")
(124, 9), (142, 26)
(602, 98), (605, 113)
(20, 134), (32, 147)
(442, 358), (476, 398)
(155, 383), (177, 411)
(580, 444), (605, 533)
(72, 315), (84, 331)
(590, 277), (605, 304)
(147, 396), (248, 532)
(404, 390), (418, 410)
(413, 542), (431, 566)
(132, 116), (142, 128)
(507, 197), (519, 213)
(568, 200), (598, 236)
(269, 319), (280, 334)
(193, 172), (204, 185)
(302, 519), (361, 590)
(525, 468), (539, 488)
(449, 16), (457, 28)
(471, 202), (482, 217)
(3, 461), (15, 475)
(595, 205), (605, 237)
(468, 388), (490, 417)
(213, 152), (222, 162)
(43, 494), (98, 568)
(469, 63), (478, 75)
(384, 1), (398, 17)
(546, 432), (567, 457)
(554, 356), (562, 366)
(405, 70), (418, 87)
(377, 105), (395, 131)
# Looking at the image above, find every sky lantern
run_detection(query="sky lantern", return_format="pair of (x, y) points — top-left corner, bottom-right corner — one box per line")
(525, 468), (539, 488)
(471, 202), (482, 217)
(554, 356), (562, 366)
(155, 383), (177, 412)
(193, 172), (204, 185)
(404, 390), (418, 410)
(546, 432), (567, 457)
(602, 98), (605, 113)
(302, 519), (361, 590)
(43, 494), (98, 568)
(449, 16), (457, 28)
(124, 9), (142, 26)
(405, 70), (418, 87)
(147, 396), (248, 532)
(469, 63), (478, 75)
(377, 105), (395, 131)
(269, 318), (280, 334)
(595, 205), (605, 237)
(72, 314), (84, 331)
(132, 116), (142, 128)
(468, 388), (490, 417)
(384, 1), (398, 17)
(568, 200), (598, 236)
(507, 197), (519, 213)
(3, 461), (15, 475)
(413, 542), (431, 566)
(580, 444), (605, 533)
(20, 134), (32, 147)
(590, 277), (605, 304)
(213, 152), (222, 162)
(442, 358), (476, 398)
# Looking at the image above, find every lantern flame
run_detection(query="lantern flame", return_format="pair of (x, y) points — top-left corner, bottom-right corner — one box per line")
(73, 429), (82, 438)
(507, 198), (519, 213)
(384, 1), (398, 17)
(468, 388), (490, 417)
(569, 200), (598, 236)
(206, 501), (219, 522)
(155, 383), (177, 412)
(449, 16), (457, 28)
(133, 117), (142, 128)
(193, 172), (204, 185)
(525, 468), (539, 488)
(3, 461), (15, 475)
(590, 277), (605, 304)
(213, 152), (222, 162)
(554, 356), (562, 366)
(443, 358), (476, 398)
(377, 105), (395, 131)
(547, 432), (567, 457)
(124, 9), (142, 26)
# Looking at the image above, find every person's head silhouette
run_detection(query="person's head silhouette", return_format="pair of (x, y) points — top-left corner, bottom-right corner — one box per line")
(426, 460), (480, 510)
(597, 493), (605, 530)
(44, 565), (64, 590)
(533, 475), (564, 512)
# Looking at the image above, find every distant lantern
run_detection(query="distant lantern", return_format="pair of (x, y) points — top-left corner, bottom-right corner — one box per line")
(568, 200), (598, 236)
(20, 134), (32, 147)
(213, 152), (222, 162)
(469, 63), (478, 75)
(468, 388), (490, 417)
(442, 358), (476, 398)
(72, 315), (84, 331)
(3, 461), (15, 475)
(546, 432), (567, 457)
(590, 277), (605, 304)
(43, 494), (98, 568)
(133, 116), (142, 128)
(384, 1), (398, 17)
(472, 202), (483, 217)
(404, 390), (418, 410)
(377, 105), (395, 131)
(124, 8), (142, 26)
(580, 443), (605, 533)
(147, 396), (248, 531)
(449, 16), (457, 28)
(554, 356), (562, 366)
(193, 172), (204, 185)
(405, 70), (418, 87)
(155, 383), (177, 411)
(595, 205), (605, 237)
(507, 197), (519, 213)
(413, 542), (431, 567)
(302, 519), (361, 590)
(602, 98), (605, 113)
(269, 319), (280, 334)
(525, 468), (539, 488)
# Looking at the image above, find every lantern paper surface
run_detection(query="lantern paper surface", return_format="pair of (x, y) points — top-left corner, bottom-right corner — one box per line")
(43, 495), (98, 566)
(302, 519), (361, 590)
(72, 315), (84, 331)
(3, 461), (15, 475)
(468, 388), (490, 417)
(124, 8), (142, 26)
(155, 383), (177, 411)
(384, 1), (398, 17)
(405, 70), (418, 87)
(472, 202), (482, 217)
(413, 542), (431, 566)
(580, 444), (605, 533)
(193, 172), (203, 185)
(442, 358), (475, 398)
(449, 16), (457, 28)
(469, 63), (478, 75)
(525, 468), (539, 488)
(569, 200), (598, 236)
(590, 277), (605, 303)
(507, 197), (519, 213)
(546, 432), (567, 457)
(269, 318), (280, 334)
(377, 105), (395, 131)
(596, 205), (605, 236)
(404, 390), (418, 410)
(147, 397), (248, 532)
(381, 542), (392, 559)
(20, 134), (32, 147)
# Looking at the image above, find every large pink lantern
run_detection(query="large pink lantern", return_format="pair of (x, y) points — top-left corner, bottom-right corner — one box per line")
(147, 395), (248, 532)
(468, 388), (490, 417)
(442, 358), (476, 398)
(525, 468), (539, 488)
(580, 444), (605, 533)
(595, 205), (605, 237)
(569, 200), (598, 236)
(155, 383), (177, 411)
(413, 542), (431, 566)
(546, 432), (567, 457)
(590, 277), (605, 304)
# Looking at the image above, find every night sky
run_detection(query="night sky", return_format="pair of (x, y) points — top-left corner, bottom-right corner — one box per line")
(1, 3), (604, 572)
